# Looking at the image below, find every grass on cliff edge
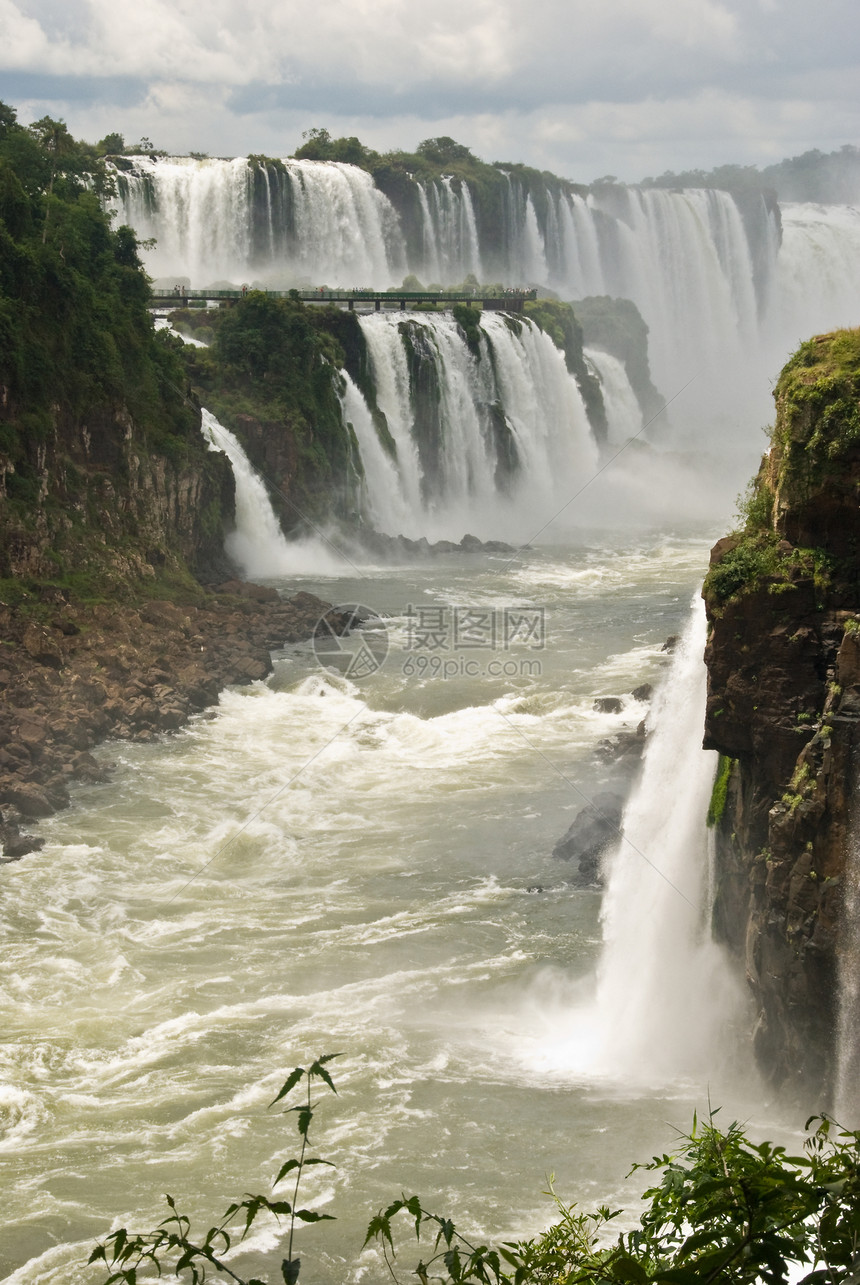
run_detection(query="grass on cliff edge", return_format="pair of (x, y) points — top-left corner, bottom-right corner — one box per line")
(775, 328), (860, 470)
(703, 328), (860, 611)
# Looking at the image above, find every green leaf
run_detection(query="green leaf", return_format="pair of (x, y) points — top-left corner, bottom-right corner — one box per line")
(267, 1200), (295, 1218)
(364, 1212), (394, 1250)
(611, 1255), (651, 1284)
(270, 1066), (304, 1107)
(274, 1158), (301, 1184)
(282, 1257), (301, 1285)
(294, 1209), (335, 1222)
(404, 1194), (423, 1237)
(309, 1055), (340, 1094)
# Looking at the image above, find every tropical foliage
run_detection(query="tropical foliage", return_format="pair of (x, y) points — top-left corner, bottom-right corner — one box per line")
(91, 1058), (860, 1285)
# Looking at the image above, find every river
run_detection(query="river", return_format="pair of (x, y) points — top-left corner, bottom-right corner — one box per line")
(1, 527), (784, 1285)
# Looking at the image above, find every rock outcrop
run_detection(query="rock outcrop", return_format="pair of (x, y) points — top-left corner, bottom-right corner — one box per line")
(0, 400), (234, 593)
(702, 329), (860, 1103)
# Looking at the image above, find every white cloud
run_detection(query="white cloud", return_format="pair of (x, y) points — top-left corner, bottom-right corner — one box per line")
(2, 0), (858, 177)
(0, 0), (64, 69)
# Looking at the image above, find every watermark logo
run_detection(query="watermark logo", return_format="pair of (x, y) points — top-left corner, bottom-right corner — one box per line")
(312, 604), (390, 679)
(404, 605), (545, 652)
(313, 604), (546, 681)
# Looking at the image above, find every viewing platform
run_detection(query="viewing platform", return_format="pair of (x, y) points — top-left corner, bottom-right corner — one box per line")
(149, 287), (538, 313)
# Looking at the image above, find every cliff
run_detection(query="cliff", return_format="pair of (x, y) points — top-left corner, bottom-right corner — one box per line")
(0, 107), (341, 861)
(702, 329), (860, 1102)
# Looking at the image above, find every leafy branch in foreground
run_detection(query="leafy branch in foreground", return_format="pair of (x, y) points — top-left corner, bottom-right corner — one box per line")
(90, 1065), (860, 1285)
(89, 1055), (339, 1285)
(365, 1111), (860, 1285)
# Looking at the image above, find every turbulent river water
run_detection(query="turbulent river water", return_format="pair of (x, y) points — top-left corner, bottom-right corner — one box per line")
(2, 525), (794, 1285)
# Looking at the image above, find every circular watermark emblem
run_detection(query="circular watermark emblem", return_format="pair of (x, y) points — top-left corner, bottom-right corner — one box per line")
(312, 604), (389, 679)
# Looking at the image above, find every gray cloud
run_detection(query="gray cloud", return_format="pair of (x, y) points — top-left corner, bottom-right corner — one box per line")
(2, 0), (858, 179)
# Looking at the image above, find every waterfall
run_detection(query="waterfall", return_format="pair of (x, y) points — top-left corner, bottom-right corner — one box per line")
(834, 762), (860, 1119)
(766, 202), (860, 362)
(113, 154), (860, 453)
(584, 347), (643, 447)
(351, 311), (598, 542)
(417, 178), (483, 283)
(200, 408), (347, 576)
(113, 156), (405, 286)
(511, 597), (747, 1086)
(590, 597), (744, 1080)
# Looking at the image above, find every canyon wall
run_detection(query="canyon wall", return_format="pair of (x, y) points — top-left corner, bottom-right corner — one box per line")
(703, 328), (860, 1102)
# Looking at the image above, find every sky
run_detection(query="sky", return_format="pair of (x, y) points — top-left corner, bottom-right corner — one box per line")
(1, 0), (859, 182)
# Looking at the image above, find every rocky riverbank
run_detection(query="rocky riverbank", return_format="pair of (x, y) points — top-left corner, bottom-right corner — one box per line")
(0, 584), (340, 862)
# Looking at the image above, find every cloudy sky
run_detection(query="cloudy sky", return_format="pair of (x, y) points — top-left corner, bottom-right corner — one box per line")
(1, 0), (858, 181)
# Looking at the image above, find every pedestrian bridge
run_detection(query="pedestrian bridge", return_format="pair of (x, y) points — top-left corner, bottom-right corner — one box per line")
(150, 287), (537, 313)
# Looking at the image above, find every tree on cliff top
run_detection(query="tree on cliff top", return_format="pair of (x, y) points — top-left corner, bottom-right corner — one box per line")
(0, 101), (200, 499)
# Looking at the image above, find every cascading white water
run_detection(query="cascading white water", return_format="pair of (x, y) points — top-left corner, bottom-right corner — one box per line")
(834, 761), (860, 1119)
(766, 203), (860, 362)
(200, 408), (347, 576)
(584, 347), (643, 447)
(352, 311), (599, 542)
(582, 187), (761, 408)
(590, 597), (744, 1080)
(113, 154), (860, 444)
(417, 178), (483, 284)
(114, 156), (405, 286)
(508, 597), (747, 1085)
(116, 157), (254, 284)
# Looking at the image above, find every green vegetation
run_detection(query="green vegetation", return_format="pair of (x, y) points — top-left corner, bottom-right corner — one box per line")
(774, 330), (860, 482)
(641, 145), (860, 205)
(0, 102), (197, 455)
(92, 1059), (860, 1285)
(0, 101), (230, 597)
(704, 329), (860, 612)
(91, 1056), (340, 1285)
(452, 301), (483, 355)
(178, 292), (361, 525)
(707, 754), (734, 828)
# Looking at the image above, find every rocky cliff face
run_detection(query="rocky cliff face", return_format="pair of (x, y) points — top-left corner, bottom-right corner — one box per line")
(702, 329), (860, 1103)
(0, 399), (234, 592)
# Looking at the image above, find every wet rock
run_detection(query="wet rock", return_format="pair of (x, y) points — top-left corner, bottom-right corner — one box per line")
(51, 614), (80, 636)
(215, 578), (281, 603)
(552, 792), (624, 886)
(661, 635), (678, 653)
(597, 721), (647, 761)
(630, 683), (653, 701)
(594, 696), (623, 714)
(0, 820), (45, 859)
(1, 785), (55, 818)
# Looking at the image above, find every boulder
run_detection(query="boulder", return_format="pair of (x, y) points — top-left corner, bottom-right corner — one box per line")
(552, 792), (625, 885)
(22, 625), (63, 669)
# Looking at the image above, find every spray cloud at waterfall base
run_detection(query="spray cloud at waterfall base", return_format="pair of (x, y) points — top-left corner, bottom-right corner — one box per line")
(462, 599), (753, 1094)
(201, 409), (352, 577)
